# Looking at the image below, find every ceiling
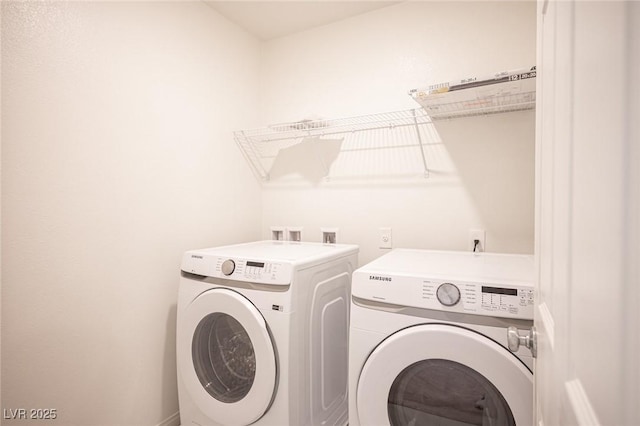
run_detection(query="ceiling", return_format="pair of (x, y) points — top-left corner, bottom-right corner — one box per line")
(205, 1), (401, 41)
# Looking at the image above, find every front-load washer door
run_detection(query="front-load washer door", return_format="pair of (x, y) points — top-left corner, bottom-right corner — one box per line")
(179, 288), (277, 425)
(357, 324), (532, 426)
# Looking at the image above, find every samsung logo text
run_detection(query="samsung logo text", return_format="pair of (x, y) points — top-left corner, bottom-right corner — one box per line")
(369, 275), (392, 282)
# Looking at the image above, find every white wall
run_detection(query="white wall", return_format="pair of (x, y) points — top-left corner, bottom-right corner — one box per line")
(1, 2), (261, 425)
(1, 1), (538, 424)
(259, 1), (537, 264)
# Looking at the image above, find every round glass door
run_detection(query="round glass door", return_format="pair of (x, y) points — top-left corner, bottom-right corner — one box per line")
(192, 312), (256, 403)
(388, 359), (515, 425)
(178, 288), (277, 426)
(356, 324), (532, 426)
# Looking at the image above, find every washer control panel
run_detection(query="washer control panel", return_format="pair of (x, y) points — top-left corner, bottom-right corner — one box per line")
(216, 258), (286, 282)
(352, 273), (534, 320)
(182, 251), (292, 285)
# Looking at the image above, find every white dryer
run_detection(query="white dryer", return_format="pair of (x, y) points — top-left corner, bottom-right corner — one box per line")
(349, 249), (535, 426)
(177, 240), (358, 426)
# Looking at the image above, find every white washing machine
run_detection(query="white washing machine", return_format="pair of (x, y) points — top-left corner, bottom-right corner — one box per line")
(177, 240), (358, 426)
(349, 249), (535, 426)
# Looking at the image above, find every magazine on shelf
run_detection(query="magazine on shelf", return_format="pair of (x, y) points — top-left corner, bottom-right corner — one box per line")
(409, 66), (537, 118)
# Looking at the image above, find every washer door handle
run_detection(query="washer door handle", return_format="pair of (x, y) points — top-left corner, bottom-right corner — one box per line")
(507, 326), (538, 358)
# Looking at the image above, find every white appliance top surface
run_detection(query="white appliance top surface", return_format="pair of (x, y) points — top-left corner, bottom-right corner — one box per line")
(359, 249), (534, 286)
(191, 240), (358, 264)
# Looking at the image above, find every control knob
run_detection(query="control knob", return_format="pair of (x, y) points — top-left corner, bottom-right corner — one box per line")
(221, 259), (236, 276)
(436, 282), (461, 307)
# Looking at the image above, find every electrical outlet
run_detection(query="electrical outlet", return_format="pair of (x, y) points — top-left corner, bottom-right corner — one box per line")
(379, 227), (392, 249)
(469, 229), (486, 252)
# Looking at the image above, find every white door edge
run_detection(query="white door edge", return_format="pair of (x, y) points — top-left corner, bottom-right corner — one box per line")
(565, 379), (601, 426)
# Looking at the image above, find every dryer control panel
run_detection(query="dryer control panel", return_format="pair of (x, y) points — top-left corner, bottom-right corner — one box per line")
(181, 251), (292, 285)
(352, 273), (534, 320)
(423, 279), (534, 319)
(351, 249), (535, 320)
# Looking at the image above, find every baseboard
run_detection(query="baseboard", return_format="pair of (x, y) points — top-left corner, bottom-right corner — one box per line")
(155, 411), (180, 426)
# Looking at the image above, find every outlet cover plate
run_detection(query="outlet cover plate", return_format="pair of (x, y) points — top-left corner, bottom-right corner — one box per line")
(379, 227), (392, 249)
(468, 229), (486, 252)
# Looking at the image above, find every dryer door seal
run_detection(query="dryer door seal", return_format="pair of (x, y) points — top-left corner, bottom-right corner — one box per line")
(356, 324), (532, 426)
(179, 288), (277, 425)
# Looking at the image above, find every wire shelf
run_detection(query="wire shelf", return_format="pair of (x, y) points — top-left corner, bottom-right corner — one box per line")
(410, 66), (537, 120)
(234, 109), (434, 182)
(416, 91), (535, 120)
